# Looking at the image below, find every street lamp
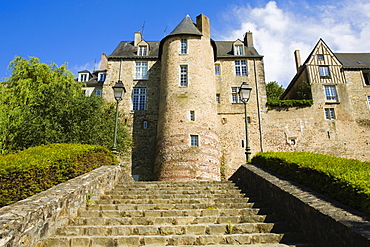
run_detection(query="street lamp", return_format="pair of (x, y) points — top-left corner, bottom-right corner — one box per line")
(112, 80), (126, 153)
(238, 82), (252, 163)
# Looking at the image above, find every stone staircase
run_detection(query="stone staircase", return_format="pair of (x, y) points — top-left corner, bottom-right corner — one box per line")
(39, 181), (311, 246)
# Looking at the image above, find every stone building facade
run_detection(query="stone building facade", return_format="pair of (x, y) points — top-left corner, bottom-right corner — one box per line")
(80, 15), (370, 181)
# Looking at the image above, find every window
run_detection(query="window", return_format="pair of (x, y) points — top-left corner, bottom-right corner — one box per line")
(324, 85), (338, 102)
(98, 73), (106, 82)
(215, 64), (221, 75)
(363, 72), (370, 85)
(138, 46), (147, 56)
(231, 87), (242, 103)
(143, 121), (148, 129)
(235, 45), (244, 56)
(367, 96), (370, 109)
(95, 89), (102, 97)
(180, 39), (187, 54)
(79, 73), (88, 82)
(216, 94), (220, 103)
(235, 60), (247, 76)
(135, 61), (148, 80)
(324, 108), (336, 120)
(180, 65), (188, 87)
(190, 111), (195, 121)
(319, 66), (330, 78)
(190, 135), (199, 146)
(317, 55), (324, 61)
(132, 88), (146, 110)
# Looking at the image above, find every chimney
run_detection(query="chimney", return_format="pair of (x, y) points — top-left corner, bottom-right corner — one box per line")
(100, 53), (108, 70)
(244, 32), (254, 47)
(134, 31), (142, 46)
(196, 14), (210, 38)
(294, 50), (301, 71)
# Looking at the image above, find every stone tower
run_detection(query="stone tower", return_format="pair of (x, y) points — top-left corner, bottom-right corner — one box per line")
(154, 14), (221, 181)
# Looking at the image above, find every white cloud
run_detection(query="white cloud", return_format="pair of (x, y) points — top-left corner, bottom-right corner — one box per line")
(70, 60), (101, 77)
(219, 0), (370, 87)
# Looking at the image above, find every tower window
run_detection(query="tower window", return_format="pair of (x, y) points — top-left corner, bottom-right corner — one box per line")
(216, 94), (220, 103)
(235, 60), (247, 76)
(190, 111), (195, 121)
(324, 108), (335, 120)
(132, 88), (146, 110)
(180, 39), (187, 54)
(180, 65), (188, 87)
(143, 121), (148, 129)
(190, 135), (199, 146)
(215, 64), (221, 75)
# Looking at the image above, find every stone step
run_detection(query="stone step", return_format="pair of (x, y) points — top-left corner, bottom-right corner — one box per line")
(54, 222), (277, 236)
(104, 190), (244, 198)
(70, 215), (268, 225)
(77, 208), (261, 218)
(86, 202), (255, 211)
(114, 184), (238, 190)
(41, 233), (284, 246)
(92, 197), (249, 205)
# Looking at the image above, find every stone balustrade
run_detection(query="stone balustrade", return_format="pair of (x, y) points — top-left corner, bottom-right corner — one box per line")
(0, 165), (133, 247)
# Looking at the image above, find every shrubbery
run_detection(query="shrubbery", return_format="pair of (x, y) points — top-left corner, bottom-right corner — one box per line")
(252, 152), (370, 215)
(0, 143), (117, 207)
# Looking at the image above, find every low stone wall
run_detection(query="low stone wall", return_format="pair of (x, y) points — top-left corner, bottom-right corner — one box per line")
(0, 165), (133, 247)
(230, 164), (370, 247)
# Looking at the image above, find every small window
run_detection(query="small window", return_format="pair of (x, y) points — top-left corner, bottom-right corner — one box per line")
(235, 60), (247, 76)
(235, 45), (244, 56)
(132, 88), (146, 110)
(317, 55), (324, 61)
(143, 121), (148, 129)
(79, 73), (89, 82)
(363, 72), (370, 85)
(319, 66), (330, 78)
(180, 39), (187, 54)
(189, 111), (195, 121)
(138, 46), (147, 56)
(367, 96), (370, 109)
(190, 135), (199, 146)
(95, 89), (102, 97)
(216, 94), (220, 103)
(215, 64), (221, 75)
(180, 65), (188, 87)
(231, 87), (242, 103)
(324, 108), (336, 120)
(324, 85), (338, 102)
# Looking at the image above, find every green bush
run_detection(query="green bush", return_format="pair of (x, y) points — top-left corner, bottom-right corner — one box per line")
(266, 99), (313, 108)
(252, 152), (370, 215)
(0, 143), (117, 207)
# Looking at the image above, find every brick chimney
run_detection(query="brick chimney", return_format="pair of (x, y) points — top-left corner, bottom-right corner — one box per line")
(196, 14), (210, 38)
(244, 32), (254, 47)
(100, 53), (108, 70)
(294, 50), (301, 71)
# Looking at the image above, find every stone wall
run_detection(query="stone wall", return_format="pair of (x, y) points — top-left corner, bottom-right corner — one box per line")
(230, 164), (370, 247)
(0, 166), (133, 247)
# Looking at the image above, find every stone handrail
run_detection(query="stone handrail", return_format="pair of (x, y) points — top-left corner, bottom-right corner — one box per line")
(0, 165), (133, 247)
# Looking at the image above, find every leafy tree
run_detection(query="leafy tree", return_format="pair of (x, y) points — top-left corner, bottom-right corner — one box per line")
(0, 56), (131, 154)
(266, 81), (285, 100)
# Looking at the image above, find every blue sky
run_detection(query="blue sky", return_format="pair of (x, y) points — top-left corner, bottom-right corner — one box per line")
(2, 0), (370, 86)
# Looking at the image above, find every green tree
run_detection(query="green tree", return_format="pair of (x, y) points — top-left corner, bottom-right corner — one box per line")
(0, 56), (131, 154)
(266, 81), (285, 100)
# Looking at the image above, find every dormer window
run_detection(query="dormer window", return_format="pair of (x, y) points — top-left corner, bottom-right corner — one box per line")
(138, 46), (147, 56)
(235, 45), (244, 56)
(98, 72), (106, 82)
(79, 73), (89, 82)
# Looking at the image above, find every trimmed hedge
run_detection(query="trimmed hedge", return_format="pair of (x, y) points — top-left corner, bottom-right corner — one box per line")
(0, 143), (117, 207)
(252, 152), (370, 215)
(266, 99), (313, 108)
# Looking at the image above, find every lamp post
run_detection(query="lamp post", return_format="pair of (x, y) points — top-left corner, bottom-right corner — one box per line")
(112, 80), (126, 154)
(238, 82), (252, 163)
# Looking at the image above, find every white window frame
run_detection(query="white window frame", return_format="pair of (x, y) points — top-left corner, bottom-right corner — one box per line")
(367, 96), (370, 110)
(324, 108), (336, 120)
(215, 64), (221, 75)
(98, 72), (106, 82)
(138, 46), (147, 56)
(180, 39), (187, 54)
(132, 88), (146, 111)
(180, 65), (188, 87)
(234, 45), (244, 56)
(319, 66), (330, 78)
(79, 73), (89, 82)
(363, 71), (370, 86)
(324, 85), (338, 102)
(190, 135), (199, 147)
(135, 61), (148, 80)
(231, 87), (242, 103)
(235, 60), (247, 76)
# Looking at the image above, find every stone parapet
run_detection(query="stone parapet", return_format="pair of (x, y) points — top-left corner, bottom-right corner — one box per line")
(0, 166), (133, 247)
(230, 164), (370, 247)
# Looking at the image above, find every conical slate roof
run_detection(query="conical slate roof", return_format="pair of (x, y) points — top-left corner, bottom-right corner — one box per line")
(168, 15), (202, 37)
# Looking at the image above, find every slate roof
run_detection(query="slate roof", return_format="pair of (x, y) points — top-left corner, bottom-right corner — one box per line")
(167, 15), (202, 37)
(335, 53), (370, 69)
